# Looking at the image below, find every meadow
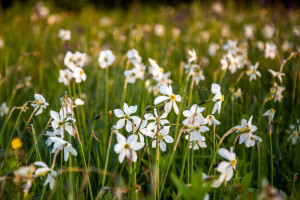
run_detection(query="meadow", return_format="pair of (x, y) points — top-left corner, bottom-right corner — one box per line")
(0, 1), (300, 199)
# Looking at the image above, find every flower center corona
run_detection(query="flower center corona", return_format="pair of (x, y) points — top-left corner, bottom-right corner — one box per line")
(230, 160), (236, 166)
(124, 143), (130, 149)
(170, 94), (176, 101)
(124, 114), (130, 120)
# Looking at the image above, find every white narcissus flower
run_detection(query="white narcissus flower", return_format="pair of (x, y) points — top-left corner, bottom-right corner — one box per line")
(0, 102), (9, 117)
(58, 29), (71, 41)
(268, 69), (285, 83)
(13, 165), (36, 197)
(114, 133), (145, 163)
(235, 115), (257, 133)
(148, 58), (164, 81)
(50, 108), (76, 138)
(64, 51), (88, 70)
(239, 132), (262, 147)
(265, 43), (277, 59)
(47, 137), (77, 161)
(208, 43), (219, 56)
(34, 161), (57, 190)
(31, 94), (49, 115)
(235, 116), (261, 147)
(188, 49), (197, 63)
(211, 83), (224, 114)
(244, 24), (254, 39)
(262, 25), (275, 39)
(98, 50), (116, 68)
(151, 126), (174, 152)
(58, 69), (72, 85)
(126, 49), (142, 64)
(185, 118), (209, 141)
(182, 104), (205, 125)
(154, 85), (182, 115)
(246, 62), (261, 81)
(204, 115), (221, 126)
(74, 98), (84, 105)
(189, 134), (207, 150)
(72, 67), (87, 83)
(64, 51), (77, 70)
(270, 83), (285, 102)
(223, 40), (238, 54)
(214, 147), (236, 186)
(132, 120), (154, 143)
(124, 62), (145, 83)
(263, 108), (276, 121)
(114, 103), (141, 132)
(144, 108), (169, 131)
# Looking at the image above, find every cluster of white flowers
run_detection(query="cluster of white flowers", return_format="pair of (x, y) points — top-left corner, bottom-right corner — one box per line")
(123, 49), (173, 96)
(235, 116), (262, 148)
(59, 50), (89, 85)
(220, 40), (247, 74)
(184, 49), (206, 84)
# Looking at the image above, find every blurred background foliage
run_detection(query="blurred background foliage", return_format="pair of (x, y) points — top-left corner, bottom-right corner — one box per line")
(1, 0), (299, 10)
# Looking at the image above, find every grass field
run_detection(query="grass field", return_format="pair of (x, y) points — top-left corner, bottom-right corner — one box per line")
(0, 1), (300, 199)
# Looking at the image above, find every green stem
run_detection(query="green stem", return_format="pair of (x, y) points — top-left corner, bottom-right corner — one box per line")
(257, 144), (261, 190)
(269, 130), (273, 186)
(102, 130), (113, 187)
(79, 141), (93, 199)
(207, 127), (236, 175)
(180, 135), (190, 181)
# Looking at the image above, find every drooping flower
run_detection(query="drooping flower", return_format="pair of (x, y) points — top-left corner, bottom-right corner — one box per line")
(31, 94), (49, 115)
(263, 108), (276, 121)
(114, 103), (141, 132)
(47, 137), (77, 161)
(268, 69), (285, 83)
(154, 85), (182, 115)
(204, 115), (221, 126)
(114, 133), (145, 163)
(239, 133), (262, 147)
(211, 83), (224, 114)
(13, 165), (36, 196)
(34, 161), (57, 190)
(98, 50), (116, 69)
(213, 147), (237, 187)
